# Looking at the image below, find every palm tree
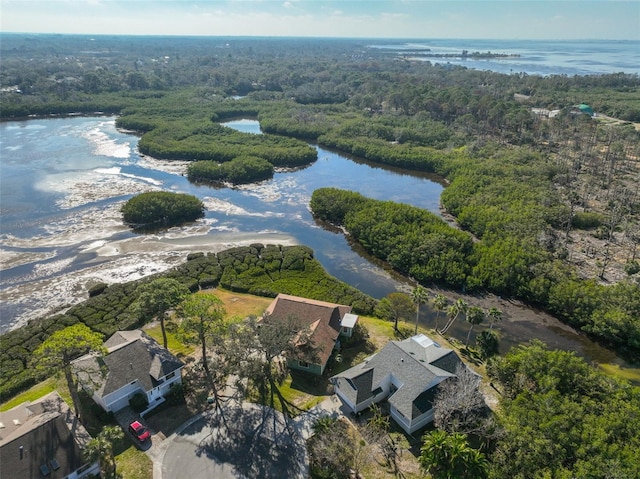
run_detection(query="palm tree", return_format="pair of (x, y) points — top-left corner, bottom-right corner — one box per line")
(411, 286), (429, 334)
(432, 294), (448, 332)
(465, 306), (485, 347)
(84, 426), (124, 479)
(419, 430), (488, 479)
(487, 307), (503, 331)
(476, 330), (500, 359)
(440, 298), (468, 335)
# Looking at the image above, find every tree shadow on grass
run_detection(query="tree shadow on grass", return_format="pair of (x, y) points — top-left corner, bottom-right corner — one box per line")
(287, 370), (331, 396)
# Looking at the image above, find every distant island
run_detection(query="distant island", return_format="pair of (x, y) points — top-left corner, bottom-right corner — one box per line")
(401, 49), (520, 59)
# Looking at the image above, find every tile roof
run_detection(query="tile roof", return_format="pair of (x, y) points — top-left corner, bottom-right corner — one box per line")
(264, 294), (352, 368)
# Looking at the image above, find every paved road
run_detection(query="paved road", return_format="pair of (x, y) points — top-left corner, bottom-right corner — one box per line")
(148, 396), (349, 479)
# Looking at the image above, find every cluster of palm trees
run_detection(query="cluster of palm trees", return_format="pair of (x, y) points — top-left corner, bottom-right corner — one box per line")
(410, 286), (503, 350)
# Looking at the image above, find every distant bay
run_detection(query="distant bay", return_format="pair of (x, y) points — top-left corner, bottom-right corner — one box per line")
(369, 39), (640, 76)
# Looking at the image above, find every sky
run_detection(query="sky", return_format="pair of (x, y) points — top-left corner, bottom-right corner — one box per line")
(1, 0), (639, 40)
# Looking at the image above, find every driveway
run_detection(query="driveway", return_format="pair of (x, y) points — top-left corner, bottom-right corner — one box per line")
(147, 394), (351, 479)
(152, 402), (310, 479)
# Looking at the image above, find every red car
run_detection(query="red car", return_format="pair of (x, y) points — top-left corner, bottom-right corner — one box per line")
(129, 420), (151, 442)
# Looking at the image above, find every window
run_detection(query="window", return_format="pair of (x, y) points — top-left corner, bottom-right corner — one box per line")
(165, 371), (176, 380)
(298, 361), (309, 368)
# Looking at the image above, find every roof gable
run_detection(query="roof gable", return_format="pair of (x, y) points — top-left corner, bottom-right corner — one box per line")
(331, 335), (461, 418)
(264, 294), (352, 367)
(74, 330), (183, 397)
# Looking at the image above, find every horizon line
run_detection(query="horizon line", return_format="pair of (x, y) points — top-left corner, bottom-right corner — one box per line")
(1, 32), (637, 42)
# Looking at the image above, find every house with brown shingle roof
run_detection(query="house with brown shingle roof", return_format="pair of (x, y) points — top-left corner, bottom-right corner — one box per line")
(263, 294), (358, 375)
(0, 391), (99, 479)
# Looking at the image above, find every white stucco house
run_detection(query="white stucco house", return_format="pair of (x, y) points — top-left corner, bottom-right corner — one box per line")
(72, 330), (184, 415)
(330, 334), (465, 434)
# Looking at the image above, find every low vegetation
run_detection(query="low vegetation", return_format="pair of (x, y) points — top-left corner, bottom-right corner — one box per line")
(0, 245), (375, 401)
(121, 191), (205, 229)
(187, 155), (274, 184)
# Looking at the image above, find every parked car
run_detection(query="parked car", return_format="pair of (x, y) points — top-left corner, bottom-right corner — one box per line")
(129, 420), (151, 442)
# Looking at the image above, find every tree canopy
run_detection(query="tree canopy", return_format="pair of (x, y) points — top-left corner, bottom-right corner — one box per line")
(121, 191), (204, 229)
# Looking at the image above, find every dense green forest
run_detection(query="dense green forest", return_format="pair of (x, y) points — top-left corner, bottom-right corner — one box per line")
(1, 33), (639, 479)
(0, 245), (375, 400)
(486, 342), (640, 478)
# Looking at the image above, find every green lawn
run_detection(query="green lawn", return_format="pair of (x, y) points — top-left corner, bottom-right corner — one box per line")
(0, 376), (70, 412)
(143, 323), (195, 358)
(599, 363), (640, 385)
(115, 445), (153, 479)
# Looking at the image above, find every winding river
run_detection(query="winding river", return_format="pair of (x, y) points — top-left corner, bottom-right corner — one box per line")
(0, 116), (635, 375)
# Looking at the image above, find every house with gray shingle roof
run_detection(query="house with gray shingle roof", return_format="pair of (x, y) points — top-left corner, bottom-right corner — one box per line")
(72, 330), (183, 415)
(330, 334), (464, 434)
(263, 294), (358, 375)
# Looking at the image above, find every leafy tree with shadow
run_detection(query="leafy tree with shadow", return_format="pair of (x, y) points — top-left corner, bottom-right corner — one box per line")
(224, 314), (317, 419)
(464, 305), (485, 347)
(84, 425), (124, 479)
(374, 292), (414, 332)
(411, 285), (429, 334)
(121, 191), (204, 230)
(432, 293), (449, 332)
(133, 278), (190, 349)
(177, 292), (228, 410)
(32, 323), (105, 420)
(419, 429), (488, 479)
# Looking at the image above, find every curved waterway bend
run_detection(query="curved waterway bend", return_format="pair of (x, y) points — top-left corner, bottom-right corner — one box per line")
(0, 117), (635, 377)
(223, 119), (637, 374)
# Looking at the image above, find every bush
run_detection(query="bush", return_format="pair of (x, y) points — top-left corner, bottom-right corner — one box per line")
(129, 392), (149, 413)
(572, 211), (605, 229)
(88, 282), (108, 297)
(624, 261), (640, 275)
(164, 383), (185, 406)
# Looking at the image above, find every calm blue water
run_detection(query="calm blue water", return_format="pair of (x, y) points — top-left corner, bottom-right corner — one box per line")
(370, 39), (640, 76)
(0, 117), (442, 332)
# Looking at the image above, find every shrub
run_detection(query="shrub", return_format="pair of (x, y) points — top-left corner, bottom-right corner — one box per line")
(164, 383), (185, 406)
(129, 392), (149, 413)
(572, 211), (605, 229)
(624, 261), (640, 275)
(88, 282), (108, 297)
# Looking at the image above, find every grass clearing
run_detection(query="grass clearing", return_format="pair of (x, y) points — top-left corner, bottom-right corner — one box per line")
(143, 324), (195, 358)
(209, 288), (274, 319)
(0, 376), (70, 411)
(115, 445), (153, 479)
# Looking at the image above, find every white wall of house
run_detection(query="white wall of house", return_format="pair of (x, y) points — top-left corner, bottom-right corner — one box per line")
(149, 369), (182, 403)
(101, 380), (145, 413)
(390, 404), (436, 434)
(69, 460), (100, 479)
